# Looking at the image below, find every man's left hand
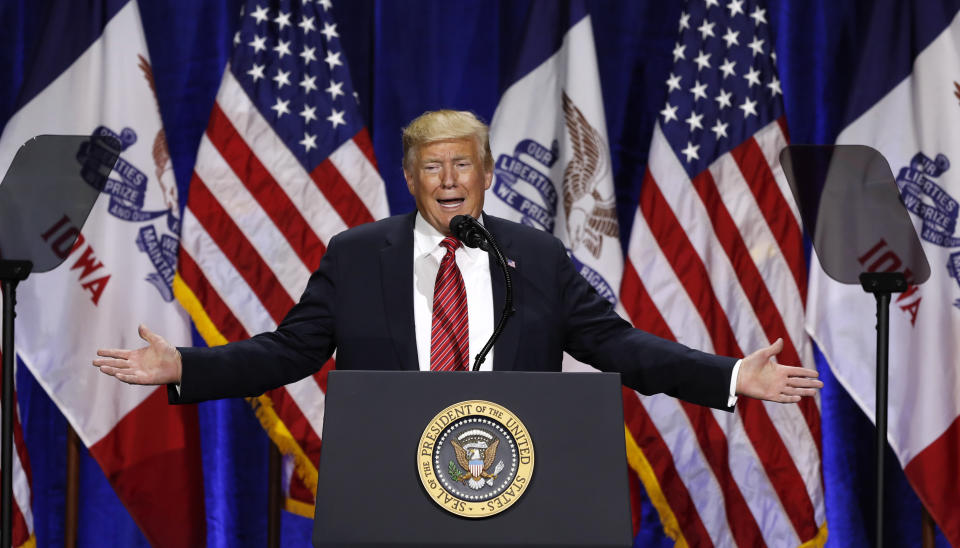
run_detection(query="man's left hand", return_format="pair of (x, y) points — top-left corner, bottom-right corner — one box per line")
(737, 338), (823, 403)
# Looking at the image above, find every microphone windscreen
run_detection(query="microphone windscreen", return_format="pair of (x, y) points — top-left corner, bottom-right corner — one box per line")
(449, 215), (471, 239)
(449, 215), (485, 249)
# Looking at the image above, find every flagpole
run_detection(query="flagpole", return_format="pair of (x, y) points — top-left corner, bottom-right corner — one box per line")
(267, 443), (281, 548)
(1, 260), (32, 548)
(921, 507), (935, 548)
(65, 424), (81, 547)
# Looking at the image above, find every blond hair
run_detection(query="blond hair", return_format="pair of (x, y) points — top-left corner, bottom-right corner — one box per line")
(401, 110), (493, 172)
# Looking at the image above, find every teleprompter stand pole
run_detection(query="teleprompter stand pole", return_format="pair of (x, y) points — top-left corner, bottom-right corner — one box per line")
(859, 271), (907, 548)
(1, 260), (32, 548)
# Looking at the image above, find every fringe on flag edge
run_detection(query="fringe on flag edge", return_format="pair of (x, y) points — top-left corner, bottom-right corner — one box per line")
(624, 423), (828, 547)
(623, 423), (689, 548)
(285, 497), (316, 518)
(173, 272), (321, 509)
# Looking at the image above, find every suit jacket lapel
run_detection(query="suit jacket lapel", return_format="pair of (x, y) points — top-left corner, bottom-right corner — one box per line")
(380, 212), (419, 370)
(484, 215), (522, 372)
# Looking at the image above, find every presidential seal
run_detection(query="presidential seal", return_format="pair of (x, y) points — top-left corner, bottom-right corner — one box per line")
(417, 400), (534, 518)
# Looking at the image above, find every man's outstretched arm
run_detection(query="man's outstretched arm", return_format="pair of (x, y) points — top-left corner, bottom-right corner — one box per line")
(93, 323), (181, 385)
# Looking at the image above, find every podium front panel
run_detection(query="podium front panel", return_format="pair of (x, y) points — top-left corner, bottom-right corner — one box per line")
(313, 371), (632, 548)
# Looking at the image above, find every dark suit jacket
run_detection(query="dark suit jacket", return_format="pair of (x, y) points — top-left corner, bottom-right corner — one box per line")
(172, 212), (736, 409)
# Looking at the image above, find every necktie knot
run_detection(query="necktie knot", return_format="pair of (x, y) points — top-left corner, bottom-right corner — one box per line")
(440, 236), (461, 255)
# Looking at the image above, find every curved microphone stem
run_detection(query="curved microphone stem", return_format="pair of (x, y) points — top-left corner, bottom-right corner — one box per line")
(470, 223), (512, 372)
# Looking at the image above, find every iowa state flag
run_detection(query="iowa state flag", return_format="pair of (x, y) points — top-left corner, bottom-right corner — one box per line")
(808, 4), (960, 543)
(0, 1), (204, 545)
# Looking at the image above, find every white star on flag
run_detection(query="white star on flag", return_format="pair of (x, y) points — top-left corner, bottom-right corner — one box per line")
(666, 72), (682, 92)
(299, 132), (317, 151)
(300, 74), (318, 93)
(661, 103), (679, 123)
(681, 141), (700, 161)
(710, 119), (729, 139)
(727, 0), (744, 17)
(247, 63), (265, 81)
(273, 68), (291, 88)
(271, 97), (290, 117)
(750, 6), (767, 25)
(690, 80), (708, 101)
(327, 108), (345, 128)
(722, 28), (739, 48)
(767, 77), (782, 96)
(300, 45), (317, 64)
(685, 111), (704, 131)
(274, 10), (291, 29)
(324, 50), (342, 70)
(249, 34), (266, 53)
(299, 104), (317, 123)
(274, 39), (292, 59)
(694, 50), (712, 71)
(698, 20), (716, 39)
(325, 80), (344, 100)
(673, 42), (686, 62)
(298, 15), (316, 34)
(251, 4), (269, 23)
(714, 88), (732, 109)
(719, 58), (736, 78)
(321, 22), (339, 41)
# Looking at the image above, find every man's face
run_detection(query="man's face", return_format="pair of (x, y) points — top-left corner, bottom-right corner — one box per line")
(404, 138), (493, 235)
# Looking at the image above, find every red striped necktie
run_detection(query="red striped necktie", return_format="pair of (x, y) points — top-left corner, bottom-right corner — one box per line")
(430, 236), (469, 371)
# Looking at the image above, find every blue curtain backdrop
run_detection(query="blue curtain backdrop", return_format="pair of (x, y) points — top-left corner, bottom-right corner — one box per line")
(1, 0), (956, 546)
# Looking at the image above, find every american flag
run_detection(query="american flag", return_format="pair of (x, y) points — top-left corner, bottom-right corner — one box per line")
(1, 355), (34, 548)
(175, 0), (388, 514)
(620, 0), (826, 545)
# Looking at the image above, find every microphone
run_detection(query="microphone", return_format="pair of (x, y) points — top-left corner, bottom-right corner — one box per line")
(447, 215), (514, 371)
(449, 215), (489, 251)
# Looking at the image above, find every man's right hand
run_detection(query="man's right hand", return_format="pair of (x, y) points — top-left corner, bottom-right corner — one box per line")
(93, 324), (182, 385)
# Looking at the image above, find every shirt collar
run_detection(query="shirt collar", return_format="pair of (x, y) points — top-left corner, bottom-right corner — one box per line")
(413, 212), (486, 263)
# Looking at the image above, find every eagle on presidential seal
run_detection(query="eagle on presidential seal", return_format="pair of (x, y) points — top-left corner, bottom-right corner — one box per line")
(450, 429), (506, 490)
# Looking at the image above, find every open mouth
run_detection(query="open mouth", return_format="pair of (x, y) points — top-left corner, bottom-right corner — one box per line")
(437, 197), (465, 209)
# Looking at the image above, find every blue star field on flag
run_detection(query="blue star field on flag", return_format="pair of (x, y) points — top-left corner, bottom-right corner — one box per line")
(231, 0), (363, 169)
(659, 0), (784, 176)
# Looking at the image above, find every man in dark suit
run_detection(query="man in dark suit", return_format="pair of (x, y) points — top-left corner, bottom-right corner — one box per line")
(94, 110), (822, 409)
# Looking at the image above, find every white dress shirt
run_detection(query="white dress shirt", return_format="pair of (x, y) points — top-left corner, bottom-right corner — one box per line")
(412, 213), (495, 371)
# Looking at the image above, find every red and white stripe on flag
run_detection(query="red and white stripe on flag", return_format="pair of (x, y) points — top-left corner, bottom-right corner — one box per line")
(174, 0), (388, 515)
(620, 1), (825, 545)
(0, 353), (35, 548)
